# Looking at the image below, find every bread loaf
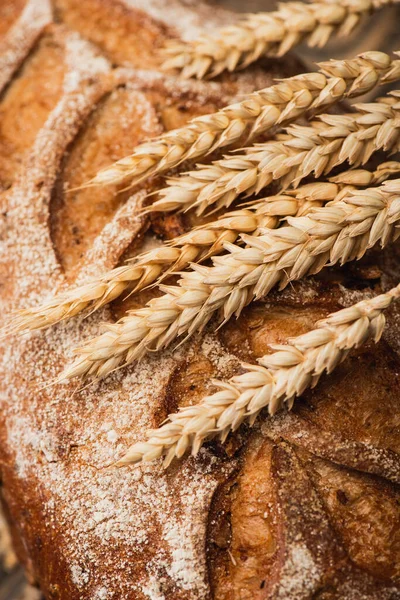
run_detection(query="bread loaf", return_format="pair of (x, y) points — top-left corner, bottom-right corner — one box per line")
(0, 1), (399, 599)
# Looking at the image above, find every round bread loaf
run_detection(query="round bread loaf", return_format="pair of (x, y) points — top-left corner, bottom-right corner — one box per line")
(0, 1), (399, 599)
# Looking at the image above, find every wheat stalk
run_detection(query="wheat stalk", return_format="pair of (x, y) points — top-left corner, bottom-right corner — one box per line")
(163, 0), (399, 79)
(13, 162), (400, 334)
(87, 51), (400, 188)
(151, 92), (400, 215)
(58, 179), (400, 382)
(116, 282), (400, 467)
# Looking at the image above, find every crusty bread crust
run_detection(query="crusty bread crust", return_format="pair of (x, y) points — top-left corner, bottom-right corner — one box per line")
(0, 1), (399, 599)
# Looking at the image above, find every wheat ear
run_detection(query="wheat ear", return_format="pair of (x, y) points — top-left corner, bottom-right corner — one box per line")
(163, 0), (399, 79)
(59, 179), (400, 382)
(117, 282), (400, 467)
(87, 51), (400, 188)
(15, 162), (399, 334)
(152, 92), (400, 215)
(11, 181), (339, 334)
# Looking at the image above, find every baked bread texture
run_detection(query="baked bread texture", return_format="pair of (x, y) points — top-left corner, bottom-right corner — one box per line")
(0, 1), (399, 599)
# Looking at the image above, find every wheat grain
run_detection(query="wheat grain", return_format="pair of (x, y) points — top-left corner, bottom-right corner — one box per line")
(116, 282), (400, 467)
(163, 0), (399, 79)
(151, 92), (400, 215)
(59, 178), (400, 383)
(13, 161), (399, 334)
(88, 52), (400, 189)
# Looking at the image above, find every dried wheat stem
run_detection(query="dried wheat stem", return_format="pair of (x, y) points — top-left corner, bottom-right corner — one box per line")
(59, 178), (400, 383)
(88, 51), (400, 188)
(152, 92), (400, 215)
(117, 282), (400, 467)
(163, 0), (399, 79)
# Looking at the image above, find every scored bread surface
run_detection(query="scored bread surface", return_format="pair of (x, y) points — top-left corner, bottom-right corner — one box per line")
(0, 1), (399, 599)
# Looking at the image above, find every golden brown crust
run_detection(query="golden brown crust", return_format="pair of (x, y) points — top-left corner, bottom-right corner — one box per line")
(0, 0), (52, 99)
(53, 0), (171, 68)
(0, 1), (26, 39)
(0, 1), (399, 599)
(0, 27), (65, 191)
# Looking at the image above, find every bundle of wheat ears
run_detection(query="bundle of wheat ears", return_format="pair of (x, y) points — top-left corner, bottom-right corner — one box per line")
(10, 0), (400, 468)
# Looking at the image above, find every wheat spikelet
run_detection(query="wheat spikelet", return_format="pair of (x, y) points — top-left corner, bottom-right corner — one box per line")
(117, 282), (400, 467)
(59, 179), (400, 383)
(163, 0), (399, 79)
(152, 92), (400, 215)
(87, 51), (400, 188)
(13, 161), (399, 334)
